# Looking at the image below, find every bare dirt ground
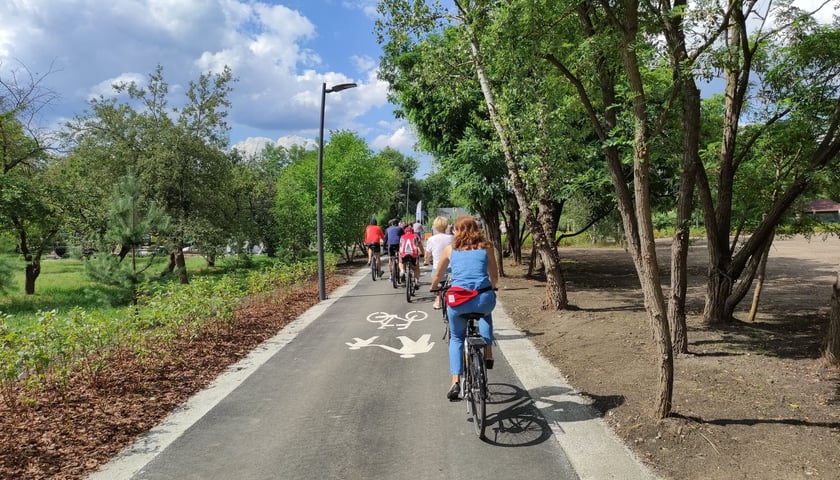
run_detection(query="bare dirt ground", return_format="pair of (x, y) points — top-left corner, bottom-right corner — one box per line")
(2, 236), (838, 479)
(499, 235), (840, 480)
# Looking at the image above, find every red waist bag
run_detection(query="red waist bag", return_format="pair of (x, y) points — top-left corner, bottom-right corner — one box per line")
(445, 285), (492, 307)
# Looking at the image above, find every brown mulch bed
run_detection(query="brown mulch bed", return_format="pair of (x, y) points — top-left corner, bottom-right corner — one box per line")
(0, 271), (350, 480)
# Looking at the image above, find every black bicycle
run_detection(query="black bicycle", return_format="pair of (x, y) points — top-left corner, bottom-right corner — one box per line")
(431, 283), (488, 439)
(369, 244), (382, 281)
(390, 253), (401, 288)
(404, 257), (418, 302)
(460, 312), (488, 438)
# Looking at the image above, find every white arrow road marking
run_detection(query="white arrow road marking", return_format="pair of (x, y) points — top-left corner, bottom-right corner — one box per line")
(346, 334), (435, 358)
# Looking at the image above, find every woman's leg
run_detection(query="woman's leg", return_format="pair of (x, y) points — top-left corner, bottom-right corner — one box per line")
(448, 310), (467, 377)
(479, 312), (494, 361)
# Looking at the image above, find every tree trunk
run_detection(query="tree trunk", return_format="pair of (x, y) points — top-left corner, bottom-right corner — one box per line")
(463, 24), (567, 309)
(24, 262), (40, 295)
(703, 264), (734, 324)
(620, 11), (674, 419)
(506, 197), (522, 265)
(668, 80), (701, 354)
(175, 251), (188, 284)
(167, 251), (176, 272)
(481, 205), (505, 277)
(746, 233), (774, 322)
(205, 255), (216, 268)
(823, 270), (840, 366)
(548, 0), (674, 417)
(536, 244), (568, 309)
(668, 227), (690, 354)
(527, 249), (538, 277)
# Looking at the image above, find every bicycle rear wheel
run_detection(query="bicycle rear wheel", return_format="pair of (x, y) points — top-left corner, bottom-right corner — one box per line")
(468, 347), (487, 439)
(391, 259), (400, 289)
(371, 255), (377, 281)
(405, 269), (413, 302)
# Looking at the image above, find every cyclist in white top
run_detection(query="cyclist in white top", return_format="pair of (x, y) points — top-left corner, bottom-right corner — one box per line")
(424, 216), (454, 309)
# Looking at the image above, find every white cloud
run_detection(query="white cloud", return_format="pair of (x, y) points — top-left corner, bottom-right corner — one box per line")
(792, 0), (838, 23)
(232, 134), (315, 157)
(351, 55), (377, 73)
(371, 125), (417, 151)
(0, 0), (391, 151)
(276, 135), (315, 149)
(342, 0), (380, 20)
(87, 73), (146, 100)
(232, 136), (274, 157)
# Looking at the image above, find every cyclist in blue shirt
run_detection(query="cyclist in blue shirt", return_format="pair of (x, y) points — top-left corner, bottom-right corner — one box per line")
(384, 219), (404, 283)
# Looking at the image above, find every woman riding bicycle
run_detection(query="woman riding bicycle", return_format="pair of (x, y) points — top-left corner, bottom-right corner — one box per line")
(398, 225), (424, 283)
(424, 216), (454, 309)
(429, 215), (499, 400)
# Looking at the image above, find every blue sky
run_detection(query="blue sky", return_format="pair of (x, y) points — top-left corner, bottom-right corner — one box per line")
(0, 0), (432, 175)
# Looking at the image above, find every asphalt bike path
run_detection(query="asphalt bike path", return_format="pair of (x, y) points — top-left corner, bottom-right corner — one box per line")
(89, 264), (655, 480)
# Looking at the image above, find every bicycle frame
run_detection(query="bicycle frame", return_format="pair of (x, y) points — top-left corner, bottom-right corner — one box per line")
(462, 315), (488, 439)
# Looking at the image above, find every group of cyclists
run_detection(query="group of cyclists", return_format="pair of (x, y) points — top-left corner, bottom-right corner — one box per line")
(364, 217), (425, 287)
(364, 214), (499, 401)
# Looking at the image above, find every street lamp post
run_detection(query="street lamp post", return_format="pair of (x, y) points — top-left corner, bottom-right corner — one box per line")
(317, 81), (357, 301)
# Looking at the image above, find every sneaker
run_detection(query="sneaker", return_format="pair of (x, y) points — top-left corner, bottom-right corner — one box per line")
(485, 358), (494, 370)
(367, 259), (371, 266)
(433, 302), (442, 310)
(446, 383), (460, 400)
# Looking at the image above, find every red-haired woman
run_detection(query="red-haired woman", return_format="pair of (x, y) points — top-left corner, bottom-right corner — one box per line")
(429, 215), (499, 400)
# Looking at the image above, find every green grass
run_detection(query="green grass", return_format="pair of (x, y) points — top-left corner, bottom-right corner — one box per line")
(0, 253), (250, 325)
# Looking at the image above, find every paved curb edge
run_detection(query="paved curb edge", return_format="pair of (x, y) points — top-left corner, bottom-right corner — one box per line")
(494, 299), (659, 480)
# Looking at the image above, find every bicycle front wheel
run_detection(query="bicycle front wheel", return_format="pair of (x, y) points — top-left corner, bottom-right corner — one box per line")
(468, 347), (487, 439)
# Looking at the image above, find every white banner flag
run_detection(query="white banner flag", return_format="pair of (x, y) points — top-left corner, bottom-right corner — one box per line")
(415, 200), (423, 223)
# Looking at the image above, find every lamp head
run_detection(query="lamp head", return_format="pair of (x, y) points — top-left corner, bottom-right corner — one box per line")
(327, 82), (357, 93)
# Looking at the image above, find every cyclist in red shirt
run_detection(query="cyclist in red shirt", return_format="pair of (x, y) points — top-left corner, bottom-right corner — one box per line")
(364, 218), (386, 267)
(398, 225), (425, 283)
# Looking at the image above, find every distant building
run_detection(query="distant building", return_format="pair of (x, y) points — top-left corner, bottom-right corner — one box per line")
(435, 207), (472, 220)
(801, 199), (840, 223)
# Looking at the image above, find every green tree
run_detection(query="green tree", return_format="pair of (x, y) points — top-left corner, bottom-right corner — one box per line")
(694, 7), (840, 324)
(375, 147), (419, 222)
(85, 170), (170, 301)
(0, 166), (66, 294)
(65, 65), (239, 281)
(323, 131), (398, 261)
(274, 133), (398, 261)
(274, 150), (318, 259)
(0, 63), (62, 295)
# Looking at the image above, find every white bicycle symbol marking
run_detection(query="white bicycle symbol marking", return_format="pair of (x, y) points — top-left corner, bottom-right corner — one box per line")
(366, 310), (428, 330)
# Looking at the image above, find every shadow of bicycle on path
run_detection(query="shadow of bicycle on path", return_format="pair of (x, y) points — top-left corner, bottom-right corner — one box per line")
(479, 383), (624, 447)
